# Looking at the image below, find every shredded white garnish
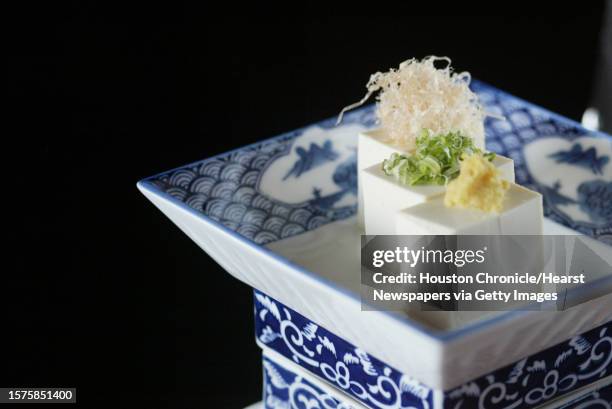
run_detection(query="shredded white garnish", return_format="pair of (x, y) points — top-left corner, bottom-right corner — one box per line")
(338, 56), (486, 150)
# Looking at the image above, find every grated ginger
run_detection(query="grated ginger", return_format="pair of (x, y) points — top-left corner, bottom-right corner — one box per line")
(444, 153), (509, 213)
(339, 56), (486, 150)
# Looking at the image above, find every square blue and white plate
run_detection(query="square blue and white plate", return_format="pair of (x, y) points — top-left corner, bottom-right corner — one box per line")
(138, 81), (612, 408)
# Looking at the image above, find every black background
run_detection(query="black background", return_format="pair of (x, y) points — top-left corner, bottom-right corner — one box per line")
(6, 7), (609, 408)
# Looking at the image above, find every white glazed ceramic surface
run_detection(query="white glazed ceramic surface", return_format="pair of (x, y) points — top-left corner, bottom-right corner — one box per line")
(139, 81), (612, 391)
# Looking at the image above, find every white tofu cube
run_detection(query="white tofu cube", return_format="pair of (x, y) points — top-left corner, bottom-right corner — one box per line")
(358, 129), (412, 170)
(491, 154), (515, 183)
(362, 164), (445, 235)
(357, 128), (516, 228)
(395, 183), (543, 235)
(395, 184), (543, 329)
(358, 129), (412, 228)
(361, 160), (517, 236)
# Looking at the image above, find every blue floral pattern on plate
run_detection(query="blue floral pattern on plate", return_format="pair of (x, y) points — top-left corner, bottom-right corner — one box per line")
(255, 291), (433, 409)
(262, 352), (611, 409)
(255, 290), (612, 409)
(142, 80), (611, 245)
(263, 355), (358, 409)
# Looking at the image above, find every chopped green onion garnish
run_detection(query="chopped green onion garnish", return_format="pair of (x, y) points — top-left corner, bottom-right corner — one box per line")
(382, 130), (495, 185)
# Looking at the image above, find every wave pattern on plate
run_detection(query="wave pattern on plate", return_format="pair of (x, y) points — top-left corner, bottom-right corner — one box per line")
(145, 81), (611, 245)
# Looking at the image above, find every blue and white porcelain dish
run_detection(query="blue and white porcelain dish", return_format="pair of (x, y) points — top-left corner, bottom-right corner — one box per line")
(261, 351), (611, 409)
(262, 350), (364, 409)
(138, 80), (612, 391)
(255, 290), (611, 409)
(260, 332), (611, 409)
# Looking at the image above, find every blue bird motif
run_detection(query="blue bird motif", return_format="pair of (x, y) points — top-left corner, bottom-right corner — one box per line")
(308, 187), (348, 210)
(308, 154), (357, 210)
(549, 143), (609, 175)
(540, 181), (576, 207)
(283, 140), (339, 180)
